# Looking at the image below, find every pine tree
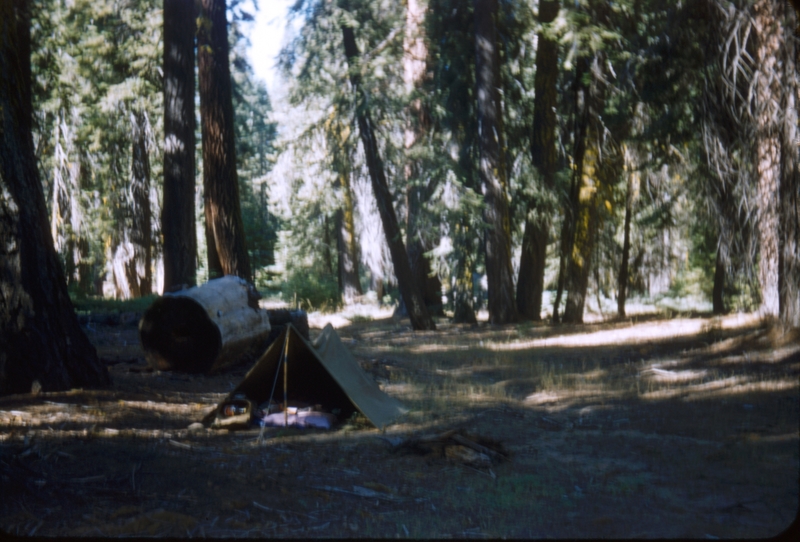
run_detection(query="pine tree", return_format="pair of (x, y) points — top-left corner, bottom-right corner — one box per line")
(474, 0), (517, 324)
(198, 0), (252, 281)
(342, 21), (436, 330)
(162, 0), (198, 290)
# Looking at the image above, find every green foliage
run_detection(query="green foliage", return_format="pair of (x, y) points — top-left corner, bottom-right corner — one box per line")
(281, 268), (342, 312)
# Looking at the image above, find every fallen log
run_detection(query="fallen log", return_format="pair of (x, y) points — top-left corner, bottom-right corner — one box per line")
(139, 276), (271, 374)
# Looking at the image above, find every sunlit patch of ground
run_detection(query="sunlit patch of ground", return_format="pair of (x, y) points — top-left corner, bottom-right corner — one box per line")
(0, 311), (797, 538)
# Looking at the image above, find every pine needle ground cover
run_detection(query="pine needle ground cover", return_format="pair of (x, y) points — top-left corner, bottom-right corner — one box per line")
(0, 312), (797, 538)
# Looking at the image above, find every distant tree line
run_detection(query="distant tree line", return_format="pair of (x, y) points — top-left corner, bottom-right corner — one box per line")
(272, 0), (798, 328)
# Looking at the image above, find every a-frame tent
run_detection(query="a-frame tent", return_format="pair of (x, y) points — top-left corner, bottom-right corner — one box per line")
(212, 323), (408, 430)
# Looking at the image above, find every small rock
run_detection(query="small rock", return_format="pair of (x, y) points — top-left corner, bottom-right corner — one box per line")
(187, 422), (205, 433)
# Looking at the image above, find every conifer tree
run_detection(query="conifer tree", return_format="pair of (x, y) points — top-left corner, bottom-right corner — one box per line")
(162, 0), (198, 290)
(1, 0), (109, 395)
(474, 0), (517, 324)
(198, 0), (252, 281)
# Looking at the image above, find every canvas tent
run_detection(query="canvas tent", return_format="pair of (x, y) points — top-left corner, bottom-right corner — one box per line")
(206, 323), (408, 430)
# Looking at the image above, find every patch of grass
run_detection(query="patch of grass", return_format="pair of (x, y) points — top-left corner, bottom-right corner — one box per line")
(349, 314), (373, 324)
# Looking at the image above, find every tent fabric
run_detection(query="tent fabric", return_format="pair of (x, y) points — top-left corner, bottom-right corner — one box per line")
(223, 323), (408, 429)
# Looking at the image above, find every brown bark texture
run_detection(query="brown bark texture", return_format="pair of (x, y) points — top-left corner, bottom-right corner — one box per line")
(342, 25), (435, 331)
(0, 0), (109, 396)
(780, 3), (800, 327)
(474, 0), (517, 324)
(162, 0), (197, 291)
(753, 0), (781, 317)
(517, 0), (559, 321)
(404, 0), (443, 315)
(129, 110), (153, 297)
(198, 0), (252, 282)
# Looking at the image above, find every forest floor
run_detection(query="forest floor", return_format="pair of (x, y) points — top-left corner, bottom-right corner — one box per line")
(0, 308), (798, 538)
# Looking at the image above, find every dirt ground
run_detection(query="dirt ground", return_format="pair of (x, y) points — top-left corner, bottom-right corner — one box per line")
(1, 311), (798, 538)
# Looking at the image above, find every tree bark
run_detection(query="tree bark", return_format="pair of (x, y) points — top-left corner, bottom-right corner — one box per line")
(780, 2), (800, 327)
(617, 143), (637, 318)
(334, 168), (363, 303)
(474, 0), (517, 324)
(162, 0), (197, 291)
(198, 0), (251, 282)
(553, 55), (589, 324)
(562, 54), (611, 324)
(452, 223), (478, 324)
(341, 24), (435, 331)
(753, 0), (782, 318)
(129, 109), (152, 297)
(517, 0), (559, 321)
(403, 0), (443, 316)
(713, 243), (726, 314)
(0, 0), (109, 395)
(563, 128), (600, 323)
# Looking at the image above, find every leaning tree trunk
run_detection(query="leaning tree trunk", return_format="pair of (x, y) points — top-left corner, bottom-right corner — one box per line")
(517, 0), (559, 321)
(474, 0), (517, 324)
(0, 0), (109, 396)
(753, 0), (782, 318)
(341, 24), (435, 331)
(198, 0), (251, 282)
(162, 0), (197, 291)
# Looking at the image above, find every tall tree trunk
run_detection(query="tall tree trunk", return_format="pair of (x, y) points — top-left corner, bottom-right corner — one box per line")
(334, 168), (363, 303)
(452, 223), (478, 324)
(563, 127), (600, 323)
(780, 3), (800, 327)
(753, 0), (782, 318)
(130, 110), (152, 297)
(341, 24), (435, 331)
(713, 243), (726, 314)
(517, 0), (559, 321)
(198, 0), (251, 282)
(617, 143), (638, 318)
(553, 55), (589, 323)
(474, 0), (517, 324)
(403, 0), (443, 316)
(162, 0), (197, 291)
(0, 0), (109, 395)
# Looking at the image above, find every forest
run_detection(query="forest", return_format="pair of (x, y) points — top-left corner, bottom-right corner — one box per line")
(2, 0), (799, 339)
(1, 0), (799, 537)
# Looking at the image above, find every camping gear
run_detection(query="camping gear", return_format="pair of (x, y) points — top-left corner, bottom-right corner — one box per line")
(257, 410), (338, 429)
(139, 276), (271, 374)
(204, 323), (408, 430)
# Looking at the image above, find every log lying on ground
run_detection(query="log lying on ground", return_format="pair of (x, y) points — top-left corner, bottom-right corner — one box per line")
(139, 276), (271, 374)
(264, 308), (309, 344)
